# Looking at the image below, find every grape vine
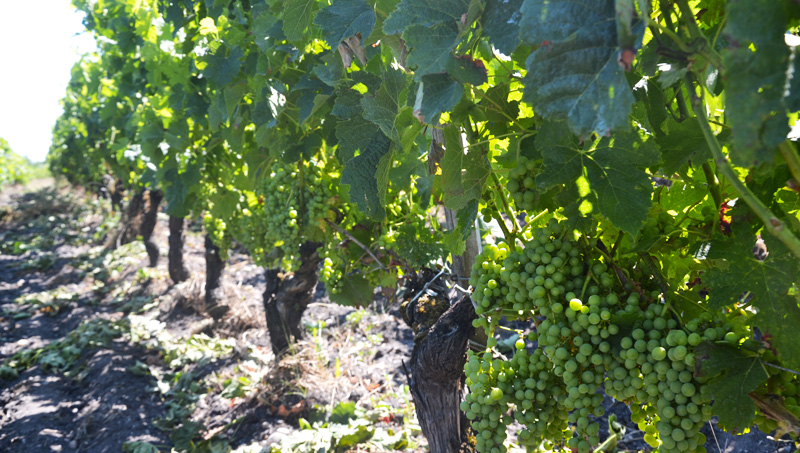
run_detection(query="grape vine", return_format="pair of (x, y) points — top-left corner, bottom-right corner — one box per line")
(47, 0), (800, 451)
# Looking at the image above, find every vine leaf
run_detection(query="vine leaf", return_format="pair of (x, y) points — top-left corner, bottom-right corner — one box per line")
(441, 124), (490, 210)
(252, 11), (278, 53)
(329, 274), (373, 307)
(202, 45), (244, 87)
(696, 342), (769, 432)
(361, 69), (408, 143)
(283, 0), (318, 43)
(445, 56), (488, 86)
(340, 131), (393, 219)
(656, 119), (713, 175)
(382, 0), (469, 34)
(335, 115), (379, 163)
(314, 0), (375, 48)
(723, 0), (790, 166)
(537, 122), (660, 236)
(162, 156), (203, 218)
(415, 73), (463, 125)
(332, 86), (364, 120)
(481, 0), (523, 56)
(404, 23), (461, 77)
(705, 226), (800, 372)
(382, 0), (469, 78)
(443, 199), (478, 255)
(520, 0), (636, 138)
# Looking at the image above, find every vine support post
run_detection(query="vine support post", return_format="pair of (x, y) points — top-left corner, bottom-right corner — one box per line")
(402, 126), (481, 453)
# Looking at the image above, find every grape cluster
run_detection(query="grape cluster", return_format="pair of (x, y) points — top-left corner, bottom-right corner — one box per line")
(506, 156), (538, 212)
(469, 220), (587, 320)
(757, 370), (800, 433)
(319, 255), (344, 295)
(465, 218), (737, 453)
(605, 302), (715, 453)
(240, 159), (338, 269)
(203, 213), (233, 260)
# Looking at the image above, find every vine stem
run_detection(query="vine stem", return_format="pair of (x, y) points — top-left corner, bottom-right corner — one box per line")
(673, 0), (726, 71)
(779, 140), (800, 184)
(465, 132), (522, 149)
(323, 219), (387, 271)
(491, 172), (520, 233)
(490, 209), (516, 245)
(639, 252), (670, 300)
(762, 361), (800, 376)
(690, 86), (800, 261)
(701, 162), (722, 209)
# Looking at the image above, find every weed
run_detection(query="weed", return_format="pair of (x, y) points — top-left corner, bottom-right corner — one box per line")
(1, 318), (124, 379)
(5, 287), (79, 319)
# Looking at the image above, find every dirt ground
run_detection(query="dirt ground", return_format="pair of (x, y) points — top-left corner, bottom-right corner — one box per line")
(0, 180), (797, 453)
(0, 180), (420, 453)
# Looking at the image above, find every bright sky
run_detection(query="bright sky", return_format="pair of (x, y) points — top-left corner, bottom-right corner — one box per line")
(0, 2), (96, 163)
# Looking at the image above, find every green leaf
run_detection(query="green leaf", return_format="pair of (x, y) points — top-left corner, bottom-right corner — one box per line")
(656, 119), (713, 175)
(332, 87), (364, 119)
(415, 73), (463, 124)
(441, 124), (490, 210)
(443, 198), (478, 255)
(210, 189), (240, 220)
(208, 93), (227, 132)
(329, 274), (374, 307)
(202, 45), (244, 87)
(696, 342), (769, 432)
(340, 131), (393, 218)
(481, 0), (524, 55)
(361, 69), (408, 143)
(479, 83), (519, 130)
(396, 223), (445, 267)
(537, 122), (660, 236)
(122, 441), (160, 453)
(520, 0), (636, 137)
(330, 401), (358, 423)
(404, 23), (460, 77)
(630, 76), (668, 135)
(383, 0), (469, 34)
(163, 158), (202, 217)
(723, 0), (791, 166)
(314, 0), (375, 46)
(705, 227), (800, 371)
(336, 114), (381, 162)
(337, 425), (374, 447)
(224, 82), (249, 120)
(445, 55), (489, 86)
(283, 0), (318, 42)
(252, 11), (278, 53)
(313, 52), (345, 87)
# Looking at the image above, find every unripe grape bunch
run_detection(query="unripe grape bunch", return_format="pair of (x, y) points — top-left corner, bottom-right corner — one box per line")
(240, 158), (339, 268)
(465, 218), (743, 453)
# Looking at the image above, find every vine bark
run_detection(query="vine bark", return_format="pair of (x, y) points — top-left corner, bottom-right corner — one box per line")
(263, 241), (323, 355)
(168, 215), (190, 283)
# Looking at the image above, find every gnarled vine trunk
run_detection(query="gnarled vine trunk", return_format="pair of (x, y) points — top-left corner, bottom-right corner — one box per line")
(399, 126), (481, 453)
(404, 292), (476, 453)
(204, 234), (228, 320)
(141, 189), (162, 267)
(263, 241), (322, 356)
(110, 189), (144, 249)
(168, 215), (190, 283)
